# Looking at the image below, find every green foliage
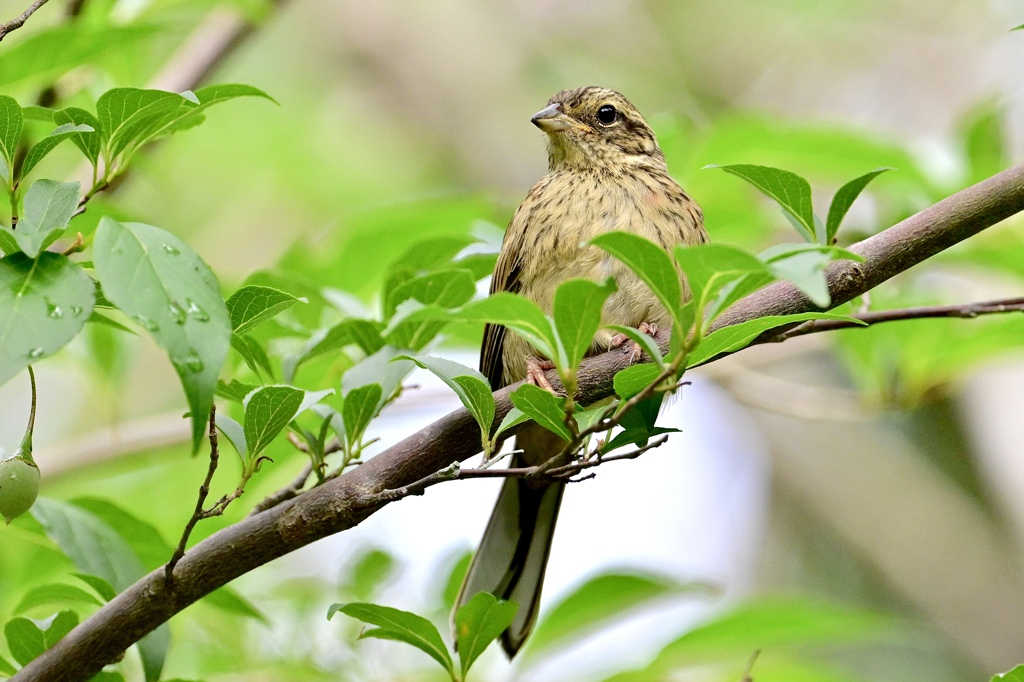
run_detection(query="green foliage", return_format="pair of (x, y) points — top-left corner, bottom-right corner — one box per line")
(0, 252), (95, 385)
(994, 666), (1024, 681)
(399, 355), (496, 453)
(709, 163), (890, 246)
(0, 180), (80, 257)
(93, 218), (230, 451)
(330, 592), (516, 682)
(522, 571), (712, 663)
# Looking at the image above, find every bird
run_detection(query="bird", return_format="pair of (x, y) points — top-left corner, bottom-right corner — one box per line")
(454, 86), (707, 658)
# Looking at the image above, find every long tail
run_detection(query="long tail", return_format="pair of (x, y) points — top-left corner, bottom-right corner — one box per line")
(454, 425), (566, 657)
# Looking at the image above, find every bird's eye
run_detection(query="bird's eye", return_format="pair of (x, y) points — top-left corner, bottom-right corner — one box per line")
(596, 105), (618, 126)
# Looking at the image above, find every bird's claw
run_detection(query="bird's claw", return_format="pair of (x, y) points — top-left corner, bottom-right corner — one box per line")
(525, 357), (557, 394)
(610, 322), (659, 364)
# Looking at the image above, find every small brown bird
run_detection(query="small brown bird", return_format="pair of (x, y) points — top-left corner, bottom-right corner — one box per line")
(455, 86), (707, 657)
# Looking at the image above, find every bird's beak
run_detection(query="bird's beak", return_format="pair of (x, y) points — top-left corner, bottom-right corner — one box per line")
(531, 102), (573, 132)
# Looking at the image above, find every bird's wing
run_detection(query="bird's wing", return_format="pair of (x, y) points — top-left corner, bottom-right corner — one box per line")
(480, 179), (548, 390)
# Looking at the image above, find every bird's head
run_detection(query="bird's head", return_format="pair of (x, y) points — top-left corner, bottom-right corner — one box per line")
(531, 86), (666, 172)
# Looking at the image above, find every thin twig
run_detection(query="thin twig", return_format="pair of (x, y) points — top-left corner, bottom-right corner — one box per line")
(772, 296), (1024, 341)
(371, 435), (670, 503)
(0, 0), (49, 42)
(165, 405), (220, 583)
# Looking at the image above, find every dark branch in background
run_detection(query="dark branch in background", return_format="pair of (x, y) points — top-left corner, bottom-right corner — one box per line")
(0, 0), (49, 42)
(774, 296), (1024, 340)
(15, 162), (1024, 682)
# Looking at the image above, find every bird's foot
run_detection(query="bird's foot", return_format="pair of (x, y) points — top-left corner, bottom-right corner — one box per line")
(525, 357), (557, 394)
(610, 322), (659, 364)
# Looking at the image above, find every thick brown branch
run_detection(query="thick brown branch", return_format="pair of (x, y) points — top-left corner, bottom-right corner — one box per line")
(0, 0), (49, 42)
(13, 165), (1024, 682)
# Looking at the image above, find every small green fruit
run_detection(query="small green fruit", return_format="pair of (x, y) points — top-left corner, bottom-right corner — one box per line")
(0, 452), (40, 524)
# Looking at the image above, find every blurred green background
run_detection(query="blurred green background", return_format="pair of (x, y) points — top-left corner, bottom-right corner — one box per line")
(1, 0), (1024, 680)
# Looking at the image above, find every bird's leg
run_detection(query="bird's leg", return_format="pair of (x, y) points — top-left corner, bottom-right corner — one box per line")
(610, 322), (659, 364)
(524, 356), (557, 393)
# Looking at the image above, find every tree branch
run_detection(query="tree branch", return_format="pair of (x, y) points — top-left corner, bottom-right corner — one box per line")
(0, 0), (49, 42)
(771, 296), (1024, 340)
(13, 164), (1024, 682)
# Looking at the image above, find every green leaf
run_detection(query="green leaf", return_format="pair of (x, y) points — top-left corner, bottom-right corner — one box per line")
(613, 363), (663, 401)
(342, 383), (383, 449)
(0, 652), (15, 674)
(217, 379), (258, 403)
(553, 278), (617, 371)
(226, 285), (301, 335)
(993, 665), (1024, 681)
(0, 180), (81, 257)
(673, 243), (771, 321)
(340, 547), (398, 602)
(43, 610), (78, 648)
(0, 25), (159, 89)
(384, 269), (476, 349)
(825, 168), (891, 244)
(4, 617), (43, 666)
(708, 164), (816, 242)
(0, 95), (24, 179)
(53, 108), (101, 166)
(20, 123), (95, 180)
(243, 385), (305, 459)
(214, 413), (247, 460)
(72, 574), (116, 602)
(31, 498), (144, 592)
(0, 253), (96, 387)
(386, 267), (480, 316)
(451, 293), (560, 362)
(510, 383), (572, 440)
(30, 498), (169, 680)
(454, 592), (518, 678)
(758, 243), (861, 308)
(231, 333), (273, 378)
(96, 88), (192, 159)
(193, 83), (277, 107)
(689, 312), (866, 366)
(589, 232), (685, 334)
(20, 105), (54, 122)
(646, 598), (898, 669)
(70, 497), (172, 569)
(400, 355), (495, 443)
(524, 571), (709, 662)
(959, 100), (1009, 185)
(328, 602), (455, 677)
(341, 346), (415, 408)
(93, 218), (230, 451)
(202, 587), (268, 625)
(494, 407), (531, 438)
(15, 583), (103, 614)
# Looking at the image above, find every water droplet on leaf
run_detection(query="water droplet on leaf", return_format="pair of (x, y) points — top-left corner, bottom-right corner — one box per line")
(133, 314), (159, 332)
(168, 301), (186, 325)
(175, 351), (204, 373)
(27, 347), (44, 359)
(185, 299), (209, 322)
(162, 244), (180, 255)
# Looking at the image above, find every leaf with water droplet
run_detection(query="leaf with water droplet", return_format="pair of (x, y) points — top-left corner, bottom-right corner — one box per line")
(0, 253), (96, 386)
(185, 299), (209, 322)
(94, 218), (230, 451)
